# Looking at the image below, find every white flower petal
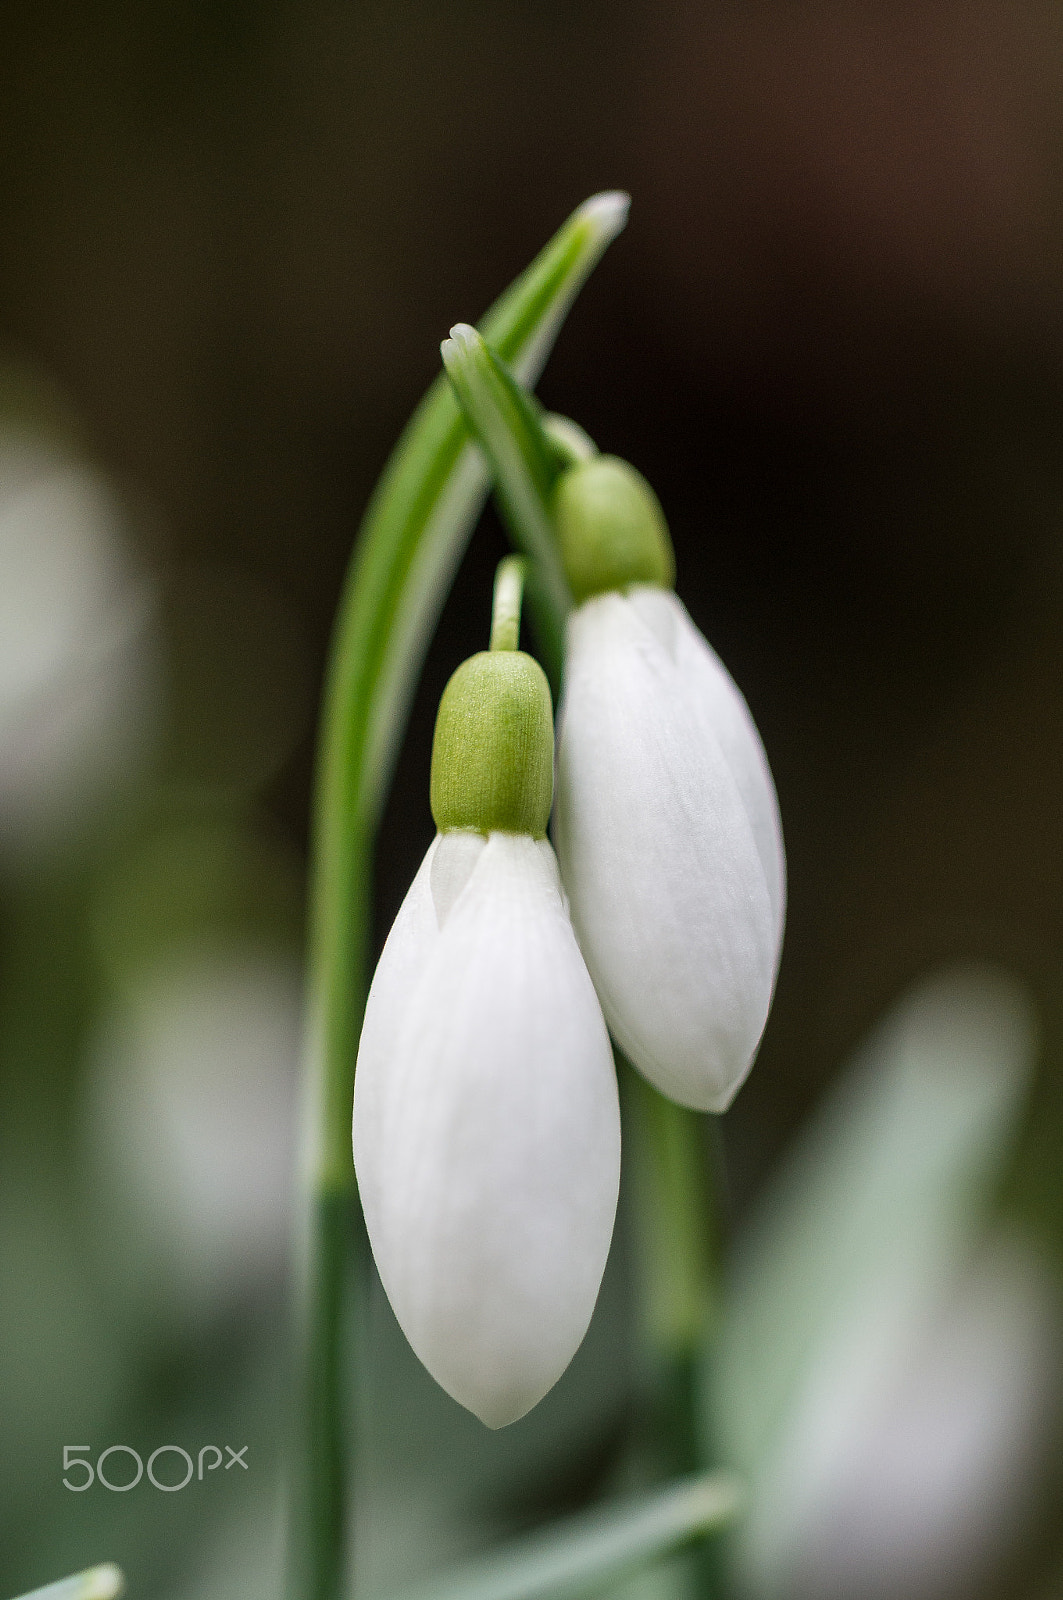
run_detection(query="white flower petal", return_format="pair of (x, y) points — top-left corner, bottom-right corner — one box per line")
(353, 836), (442, 1227)
(429, 827), (487, 926)
(627, 586), (786, 951)
(355, 832), (488, 1227)
(353, 832), (620, 1427)
(554, 591), (779, 1111)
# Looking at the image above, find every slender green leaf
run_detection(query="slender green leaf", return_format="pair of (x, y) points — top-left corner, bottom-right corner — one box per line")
(383, 1473), (745, 1600)
(306, 190), (629, 1191)
(441, 325), (573, 682)
(9, 1568), (125, 1600)
(289, 193), (629, 1600)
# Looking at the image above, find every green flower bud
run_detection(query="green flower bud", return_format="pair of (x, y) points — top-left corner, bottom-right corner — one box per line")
(430, 651), (554, 838)
(553, 455), (675, 604)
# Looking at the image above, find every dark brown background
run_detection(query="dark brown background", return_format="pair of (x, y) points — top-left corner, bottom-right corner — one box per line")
(2, 1), (1063, 1590)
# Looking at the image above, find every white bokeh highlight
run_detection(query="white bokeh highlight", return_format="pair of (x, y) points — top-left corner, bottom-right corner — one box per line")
(0, 434), (158, 857)
(86, 947), (302, 1319)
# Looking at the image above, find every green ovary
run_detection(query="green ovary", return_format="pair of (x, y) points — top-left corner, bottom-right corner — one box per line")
(430, 651), (554, 838)
(553, 455), (675, 603)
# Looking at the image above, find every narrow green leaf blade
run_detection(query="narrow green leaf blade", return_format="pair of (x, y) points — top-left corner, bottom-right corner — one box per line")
(329, 189), (626, 849)
(307, 190), (629, 1190)
(441, 324), (573, 679)
(290, 194), (629, 1600)
(383, 1473), (745, 1600)
(8, 1567), (125, 1600)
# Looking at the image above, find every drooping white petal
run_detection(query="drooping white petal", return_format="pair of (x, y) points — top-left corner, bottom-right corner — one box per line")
(554, 590), (779, 1112)
(626, 586), (786, 952)
(353, 831), (620, 1427)
(429, 827), (487, 924)
(352, 834), (444, 1228)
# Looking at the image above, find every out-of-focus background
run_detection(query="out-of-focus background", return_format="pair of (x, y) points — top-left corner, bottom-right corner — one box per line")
(2, 2), (1063, 1597)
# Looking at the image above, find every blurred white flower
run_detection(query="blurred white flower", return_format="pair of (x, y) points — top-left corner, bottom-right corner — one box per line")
(86, 947), (302, 1321)
(715, 964), (1059, 1600)
(554, 583), (784, 1111)
(0, 438), (158, 856)
(353, 827), (621, 1428)
(763, 1233), (1061, 1600)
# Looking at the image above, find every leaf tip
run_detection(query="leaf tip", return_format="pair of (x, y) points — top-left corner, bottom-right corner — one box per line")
(577, 191), (631, 241)
(84, 1568), (125, 1600)
(441, 322), (483, 374)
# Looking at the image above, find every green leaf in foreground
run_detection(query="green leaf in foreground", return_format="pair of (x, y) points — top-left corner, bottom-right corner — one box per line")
(8, 1568), (125, 1600)
(384, 1473), (745, 1600)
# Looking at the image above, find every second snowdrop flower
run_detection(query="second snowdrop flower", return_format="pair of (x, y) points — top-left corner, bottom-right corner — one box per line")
(353, 559), (620, 1428)
(552, 457), (786, 1113)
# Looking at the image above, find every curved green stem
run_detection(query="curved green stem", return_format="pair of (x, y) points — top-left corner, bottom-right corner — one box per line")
(490, 556), (527, 652)
(623, 1068), (717, 1371)
(287, 194), (629, 1600)
(621, 1063), (725, 1596)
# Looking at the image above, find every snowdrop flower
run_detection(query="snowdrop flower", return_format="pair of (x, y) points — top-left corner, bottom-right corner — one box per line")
(552, 456), (785, 1112)
(353, 568), (620, 1427)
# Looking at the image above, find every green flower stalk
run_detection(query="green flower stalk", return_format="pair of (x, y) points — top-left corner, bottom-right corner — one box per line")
(288, 194), (629, 1600)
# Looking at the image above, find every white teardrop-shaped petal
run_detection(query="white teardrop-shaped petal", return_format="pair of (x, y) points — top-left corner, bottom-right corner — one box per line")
(353, 831), (620, 1427)
(352, 835), (443, 1227)
(554, 590), (779, 1112)
(354, 829), (488, 1227)
(627, 586), (786, 951)
(429, 827), (487, 925)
